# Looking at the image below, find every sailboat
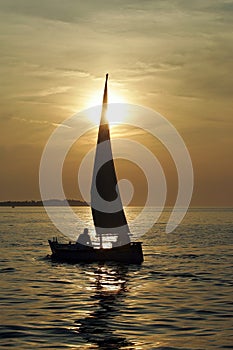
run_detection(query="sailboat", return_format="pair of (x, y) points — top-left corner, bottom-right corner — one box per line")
(48, 74), (143, 264)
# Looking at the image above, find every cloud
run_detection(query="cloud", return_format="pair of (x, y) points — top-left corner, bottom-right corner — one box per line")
(12, 116), (71, 129)
(33, 86), (72, 97)
(0, 0), (130, 24)
(0, 0), (83, 24)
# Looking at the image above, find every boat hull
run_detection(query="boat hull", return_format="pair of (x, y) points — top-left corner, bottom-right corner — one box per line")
(48, 240), (143, 264)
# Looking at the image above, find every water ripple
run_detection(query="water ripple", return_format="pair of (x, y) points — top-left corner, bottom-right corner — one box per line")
(0, 207), (232, 349)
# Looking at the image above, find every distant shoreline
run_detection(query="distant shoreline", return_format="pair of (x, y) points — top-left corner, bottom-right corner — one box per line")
(0, 201), (232, 209)
(0, 200), (88, 207)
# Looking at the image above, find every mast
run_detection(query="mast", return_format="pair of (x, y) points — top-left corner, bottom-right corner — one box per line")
(91, 74), (130, 248)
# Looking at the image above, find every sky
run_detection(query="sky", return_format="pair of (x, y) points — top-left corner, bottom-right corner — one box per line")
(0, 0), (232, 206)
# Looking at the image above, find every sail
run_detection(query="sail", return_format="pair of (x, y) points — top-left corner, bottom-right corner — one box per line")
(91, 74), (130, 246)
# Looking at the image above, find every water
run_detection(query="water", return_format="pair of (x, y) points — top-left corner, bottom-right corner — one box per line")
(0, 207), (232, 349)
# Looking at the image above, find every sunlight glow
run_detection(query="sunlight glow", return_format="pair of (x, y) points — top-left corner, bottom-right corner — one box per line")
(89, 89), (127, 106)
(86, 89), (130, 126)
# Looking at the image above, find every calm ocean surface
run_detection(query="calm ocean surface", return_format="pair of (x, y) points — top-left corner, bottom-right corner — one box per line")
(0, 207), (232, 349)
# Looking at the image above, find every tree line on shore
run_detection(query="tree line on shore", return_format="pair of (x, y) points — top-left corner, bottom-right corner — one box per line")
(0, 199), (88, 207)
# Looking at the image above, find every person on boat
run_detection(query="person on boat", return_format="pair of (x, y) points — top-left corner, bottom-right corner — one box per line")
(76, 228), (93, 247)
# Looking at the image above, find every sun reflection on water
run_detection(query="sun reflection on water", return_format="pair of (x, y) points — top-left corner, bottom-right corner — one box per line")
(72, 264), (141, 349)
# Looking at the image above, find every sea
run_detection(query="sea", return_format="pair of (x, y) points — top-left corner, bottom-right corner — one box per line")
(0, 207), (232, 350)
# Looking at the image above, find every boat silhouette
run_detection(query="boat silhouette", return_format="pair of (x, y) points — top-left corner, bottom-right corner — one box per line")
(48, 74), (143, 264)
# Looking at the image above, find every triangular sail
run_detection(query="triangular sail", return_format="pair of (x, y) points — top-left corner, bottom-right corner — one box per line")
(91, 74), (130, 247)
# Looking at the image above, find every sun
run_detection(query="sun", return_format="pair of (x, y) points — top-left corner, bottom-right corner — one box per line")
(86, 89), (129, 126)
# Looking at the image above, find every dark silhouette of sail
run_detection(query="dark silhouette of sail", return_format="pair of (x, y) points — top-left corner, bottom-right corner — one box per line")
(91, 74), (130, 246)
(48, 75), (143, 262)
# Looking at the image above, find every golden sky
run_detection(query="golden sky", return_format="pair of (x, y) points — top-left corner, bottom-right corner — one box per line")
(0, 0), (232, 206)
